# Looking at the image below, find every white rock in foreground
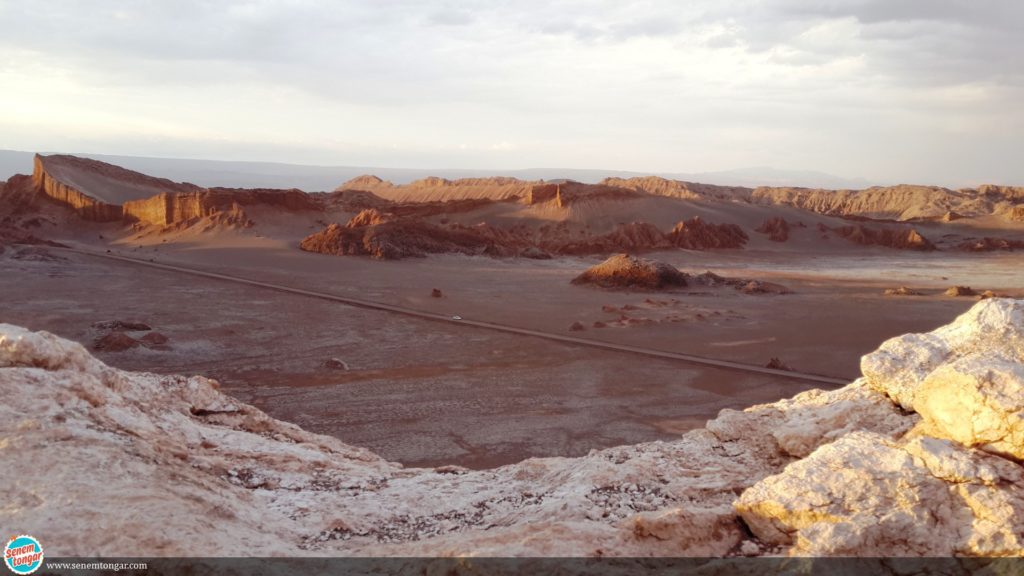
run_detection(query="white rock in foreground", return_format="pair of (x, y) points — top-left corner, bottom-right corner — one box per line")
(861, 298), (1024, 458)
(736, 432), (1024, 556)
(738, 299), (1024, 556)
(1, 299), (1022, 558)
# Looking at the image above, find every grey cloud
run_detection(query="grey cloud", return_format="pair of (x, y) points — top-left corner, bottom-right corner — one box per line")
(0, 0), (1021, 184)
(698, 0), (1024, 86)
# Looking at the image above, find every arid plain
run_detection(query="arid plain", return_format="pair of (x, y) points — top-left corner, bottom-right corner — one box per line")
(3, 153), (1022, 469)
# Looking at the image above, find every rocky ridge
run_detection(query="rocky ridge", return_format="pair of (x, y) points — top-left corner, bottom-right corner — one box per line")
(300, 216), (749, 260)
(336, 175), (536, 203)
(751, 184), (1024, 222)
(3, 297), (1021, 558)
(30, 154), (318, 231)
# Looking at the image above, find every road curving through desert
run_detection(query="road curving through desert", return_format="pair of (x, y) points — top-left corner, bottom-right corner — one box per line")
(63, 246), (849, 386)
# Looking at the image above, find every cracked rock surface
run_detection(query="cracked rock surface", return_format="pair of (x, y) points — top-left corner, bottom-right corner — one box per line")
(1, 299), (1022, 557)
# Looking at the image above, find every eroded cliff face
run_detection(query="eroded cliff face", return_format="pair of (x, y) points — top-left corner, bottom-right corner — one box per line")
(31, 154), (319, 229)
(122, 189), (315, 226)
(32, 155), (123, 221)
(2, 300), (1021, 557)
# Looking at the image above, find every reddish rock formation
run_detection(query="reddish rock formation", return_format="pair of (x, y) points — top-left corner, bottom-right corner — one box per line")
(346, 208), (392, 228)
(322, 358), (350, 370)
(33, 155), (123, 221)
(525, 183), (560, 205)
(326, 189), (390, 212)
(884, 286), (923, 296)
(832, 225), (935, 251)
(755, 217), (790, 242)
(957, 237), (1024, 252)
(571, 254), (689, 290)
(122, 188), (312, 227)
(544, 222), (670, 255)
(739, 281), (791, 295)
(944, 286), (977, 297)
(751, 183), (1023, 221)
(601, 176), (751, 201)
(300, 221), (496, 260)
(140, 332), (170, 347)
(93, 332), (141, 352)
(666, 217), (748, 250)
(519, 246), (552, 260)
(302, 216), (724, 260)
(550, 182), (642, 207)
(524, 181), (643, 208)
(31, 154), (316, 230)
(92, 320), (152, 332)
(337, 175), (534, 203)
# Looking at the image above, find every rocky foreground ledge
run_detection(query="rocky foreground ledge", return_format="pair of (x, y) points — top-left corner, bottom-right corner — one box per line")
(1, 301), (1022, 558)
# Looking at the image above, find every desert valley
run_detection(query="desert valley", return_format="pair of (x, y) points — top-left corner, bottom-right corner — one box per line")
(2, 152), (1024, 561)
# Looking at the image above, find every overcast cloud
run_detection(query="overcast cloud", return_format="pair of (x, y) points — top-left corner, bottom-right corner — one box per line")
(0, 0), (1021, 186)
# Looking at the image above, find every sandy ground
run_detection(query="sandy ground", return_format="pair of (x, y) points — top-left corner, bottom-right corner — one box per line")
(4, 234), (1020, 468)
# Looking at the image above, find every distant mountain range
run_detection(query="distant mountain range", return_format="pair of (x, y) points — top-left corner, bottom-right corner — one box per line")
(0, 149), (875, 191)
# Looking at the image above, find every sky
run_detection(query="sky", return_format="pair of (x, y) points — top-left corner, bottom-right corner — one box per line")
(0, 0), (1021, 186)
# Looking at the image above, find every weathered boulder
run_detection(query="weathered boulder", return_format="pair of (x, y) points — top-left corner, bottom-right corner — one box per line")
(736, 431), (1024, 556)
(945, 285), (977, 297)
(861, 298), (1024, 410)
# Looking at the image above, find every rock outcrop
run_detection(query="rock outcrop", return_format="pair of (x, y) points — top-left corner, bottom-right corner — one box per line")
(32, 155), (126, 221)
(755, 217), (791, 242)
(751, 183), (1024, 221)
(1, 300), (1023, 557)
(301, 217), (746, 261)
(666, 217), (748, 250)
(957, 237), (1024, 252)
(337, 175), (535, 203)
(601, 176), (751, 202)
(884, 286), (923, 296)
(31, 154), (315, 230)
(570, 254), (689, 290)
(738, 299), (1024, 556)
(346, 208), (392, 228)
(122, 188), (315, 227)
(945, 286), (977, 297)
(299, 221), (498, 260)
(833, 224), (935, 251)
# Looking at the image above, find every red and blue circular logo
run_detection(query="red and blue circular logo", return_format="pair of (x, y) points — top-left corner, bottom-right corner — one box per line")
(4, 536), (43, 575)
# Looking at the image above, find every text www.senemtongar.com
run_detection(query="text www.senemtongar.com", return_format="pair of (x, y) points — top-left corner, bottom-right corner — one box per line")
(44, 561), (148, 572)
